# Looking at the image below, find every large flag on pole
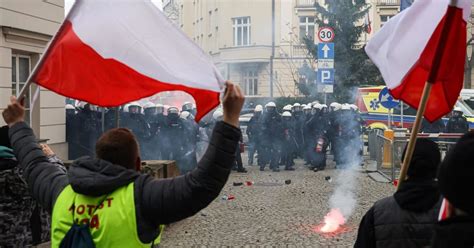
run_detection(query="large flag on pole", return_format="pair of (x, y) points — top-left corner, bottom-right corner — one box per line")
(31, 0), (224, 121)
(365, 0), (471, 122)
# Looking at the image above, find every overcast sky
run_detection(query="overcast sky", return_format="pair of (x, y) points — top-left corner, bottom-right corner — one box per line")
(65, 0), (163, 14)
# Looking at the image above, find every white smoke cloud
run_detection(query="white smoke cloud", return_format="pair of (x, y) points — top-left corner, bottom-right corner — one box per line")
(329, 168), (358, 218)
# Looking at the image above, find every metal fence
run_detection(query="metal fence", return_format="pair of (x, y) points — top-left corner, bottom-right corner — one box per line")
(367, 129), (464, 182)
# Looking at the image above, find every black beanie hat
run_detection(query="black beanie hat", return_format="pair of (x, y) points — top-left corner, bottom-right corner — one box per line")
(439, 131), (474, 216)
(402, 138), (441, 179)
(0, 126), (11, 148)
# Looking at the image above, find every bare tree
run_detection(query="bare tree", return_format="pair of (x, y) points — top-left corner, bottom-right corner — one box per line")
(278, 23), (315, 97)
(464, 14), (474, 89)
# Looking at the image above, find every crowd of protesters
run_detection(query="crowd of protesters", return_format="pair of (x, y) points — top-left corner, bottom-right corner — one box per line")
(2, 87), (474, 247)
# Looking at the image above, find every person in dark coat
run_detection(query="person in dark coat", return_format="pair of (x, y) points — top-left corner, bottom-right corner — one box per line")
(0, 125), (62, 247)
(280, 111), (296, 171)
(142, 102), (160, 160)
(421, 118), (445, 134)
(1, 82), (244, 246)
(292, 103), (305, 158)
(305, 104), (329, 171)
(65, 104), (80, 160)
(179, 111), (200, 174)
(432, 132), (474, 248)
(355, 139), (442, 248)
(302, 104), (313, 165)
(260, 102), (282, 172)
(445, 107), (469, 134)
(233, 131), (247, 173)
(122, 102), (151, 153)
(247, 105), (262, 166)
(76, 102), (100, 157)
(161, 106), (185, 162)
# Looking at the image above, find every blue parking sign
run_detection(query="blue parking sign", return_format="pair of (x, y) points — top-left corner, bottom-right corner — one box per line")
(318, 43), (335, 60)
(317, 69), (334, 84)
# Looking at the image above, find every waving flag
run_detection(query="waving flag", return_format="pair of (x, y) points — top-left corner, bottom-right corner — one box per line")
(365, 0), (471, 122)
(32, 0), (224, 121)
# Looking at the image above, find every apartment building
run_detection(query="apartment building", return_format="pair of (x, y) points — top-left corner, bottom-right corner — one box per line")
(0, 0), (67, 158)
(165, 0), (407, 98)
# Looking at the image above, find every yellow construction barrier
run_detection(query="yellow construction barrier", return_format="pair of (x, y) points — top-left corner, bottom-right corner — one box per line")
(382, 129), (394, 169)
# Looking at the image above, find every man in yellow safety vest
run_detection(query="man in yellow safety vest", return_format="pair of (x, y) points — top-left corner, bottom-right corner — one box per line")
(2, 82), (244, 247)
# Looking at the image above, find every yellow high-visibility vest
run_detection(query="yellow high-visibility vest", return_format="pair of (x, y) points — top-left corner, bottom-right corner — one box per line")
(51, 183), (163, 247)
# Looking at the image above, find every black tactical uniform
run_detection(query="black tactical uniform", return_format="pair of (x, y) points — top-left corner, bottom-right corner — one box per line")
(260, 108), (283, 172)
(281, 114), (296, 170)
(246, 111), (262, 166)
(76, 104), (100, 157)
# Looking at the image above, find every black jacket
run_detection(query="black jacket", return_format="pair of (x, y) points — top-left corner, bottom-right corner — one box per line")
(9, 121), (240, 244)
(432, 215), (474, 248)
(355, 180), (441, 248)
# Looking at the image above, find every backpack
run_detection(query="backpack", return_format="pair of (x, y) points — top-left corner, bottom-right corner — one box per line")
(59, 223), (95, 248)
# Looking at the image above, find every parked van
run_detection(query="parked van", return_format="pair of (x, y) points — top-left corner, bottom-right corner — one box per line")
(356, 86), (474, 130)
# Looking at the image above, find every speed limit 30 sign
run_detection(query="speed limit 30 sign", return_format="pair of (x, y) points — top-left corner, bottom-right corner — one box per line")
(318, 27), (335, 43)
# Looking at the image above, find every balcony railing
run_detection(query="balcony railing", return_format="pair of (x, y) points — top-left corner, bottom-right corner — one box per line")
(296, 0), (315, 7)
(376, 0), (400, 5)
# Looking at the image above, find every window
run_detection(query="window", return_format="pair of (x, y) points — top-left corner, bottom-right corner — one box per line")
(243, 70), (258, 96)
(11, 54), (31, 124)
(233, 17), (251, 46)
(299, 16), (315, 43)
(380, 15), (394, 27)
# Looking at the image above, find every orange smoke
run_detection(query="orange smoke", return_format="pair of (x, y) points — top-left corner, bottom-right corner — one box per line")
(320, 208), (346, 233)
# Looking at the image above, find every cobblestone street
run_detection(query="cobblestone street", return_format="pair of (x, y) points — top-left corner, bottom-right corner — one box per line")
(161, 155), (395, 247)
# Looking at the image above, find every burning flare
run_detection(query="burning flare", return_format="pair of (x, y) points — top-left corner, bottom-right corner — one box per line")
(320, 208), (346, 233)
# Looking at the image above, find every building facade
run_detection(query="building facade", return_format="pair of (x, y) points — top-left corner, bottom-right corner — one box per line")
(0, 0), (67, 158)
(165, 0), (406, 98)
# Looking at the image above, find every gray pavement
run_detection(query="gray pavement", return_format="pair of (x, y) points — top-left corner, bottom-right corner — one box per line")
(160, 155), (395, 247)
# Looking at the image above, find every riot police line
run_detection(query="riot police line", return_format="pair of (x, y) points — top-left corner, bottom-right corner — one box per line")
(247, 102), (365, 172)
(66, 99), (470, 175)
(66, 101), (220, 174)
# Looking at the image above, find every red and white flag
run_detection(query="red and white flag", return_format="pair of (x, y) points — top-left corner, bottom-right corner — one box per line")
(365, 0), (471, 122)
(32, 0), (224, 121)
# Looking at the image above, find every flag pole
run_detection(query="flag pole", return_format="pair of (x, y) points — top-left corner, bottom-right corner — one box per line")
(17, 1), (81, 101)
(397, 0), (458, 189)
(397, 83), (432, 188)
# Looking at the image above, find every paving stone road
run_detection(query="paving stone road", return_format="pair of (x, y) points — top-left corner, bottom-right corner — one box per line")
(161, 155), (395, 247)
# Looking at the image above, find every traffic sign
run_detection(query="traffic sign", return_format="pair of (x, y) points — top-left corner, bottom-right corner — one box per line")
(318, 27), (335, 43)
(378, 87), (400, 109)
(318, 59), (334, 69)
(318, 43), (334, 60)
(317, 84), (334, 93)
(317, 69), (334, 84)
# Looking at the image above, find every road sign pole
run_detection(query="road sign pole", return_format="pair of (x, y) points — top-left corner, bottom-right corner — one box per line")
(388, 109), (392, 129)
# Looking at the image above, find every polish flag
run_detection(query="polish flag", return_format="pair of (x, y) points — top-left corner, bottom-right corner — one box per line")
(32, 0), (224, 121)
(365, 0), (471, 122)
(438, 198), (449, 221)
